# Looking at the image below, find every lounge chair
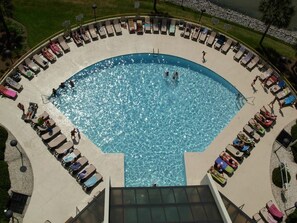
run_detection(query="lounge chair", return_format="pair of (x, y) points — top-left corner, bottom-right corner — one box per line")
(136, 20), (143, 34)
(259, 208), (278, 223)
(199, 27), (208, 43)
(169, 19), (176, 35)
(153, 18), (159, 33)
(247, 56), (259, 71)
(276, 87), (291, 100)
(255, 112), (273, 128)
(5, 77), (23, 92)
(41, 126), (61, 142)
(33, 54), (48, 69)
(83, 173), (103, 191)
(18, 64), (34, 79)
(178, 19), (185, 30)
(248, 119), (265, 136)
(191, 26), (200, 41)
(54, 141), (73, 157)
(266, 200), (284, 221)
(270, 80), (286, 94)
(233, 45), (246, 61)
(225, 144), (244, 162)
(79, 27), (91, 43)
(128, 19), (135, 34)
(88, 24), (98, 40)
(260, 106), (277, 121)
(49, 41), (63, 56)
(76, 164), (96, 183)
(207, 166), (227, 186)
(279, 95), (296, 108)
(36, 118), (55, 135)
(144, 17), (151, 33)
(263, 75), (278, 88)
(252, 213), (266, 223)
(24, 58), (40, 73)
(58, 36), (70, 52)
(47, 134), (67, 150)
(214, 157), (234, 176)
(10, 71), (22, 82)
(23, 102), (38, 122)
(221, 38), (233, 54)
(183, 23), (191, 39)
(214, 34), (226, 50)
(68, 156), (88, 174)
(113, 19), (122, 35)
(31, 111), (50, 127)
(41, 47), (56, 62)
(240, 51), (253, 66)
(206, 31), (216, 46)
(97, 24), (107, 38)
(161, 18), (167, 34)
(243, 124), (260, 143)
(259, 68), (273, 82)
(232, 138), (251, 155)
(71, 31), (83, 46)
(237, 131), (255, 146)
(219, 151), (238, 170)
(61, 149), (81, 166)
(0, 85), (17, 99)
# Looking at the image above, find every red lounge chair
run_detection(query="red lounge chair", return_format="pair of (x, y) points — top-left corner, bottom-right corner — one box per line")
(260, 106), (277, 121)
(266, 200), (284, 221)
(255, 112), (273, 128)
(219, 151), (238, 170)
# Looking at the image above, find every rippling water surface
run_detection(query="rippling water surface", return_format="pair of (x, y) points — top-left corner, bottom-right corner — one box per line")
(51, 54), (244, 187)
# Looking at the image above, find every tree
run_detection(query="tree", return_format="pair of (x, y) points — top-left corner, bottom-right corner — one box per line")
(0, 0), (13, 44)
(259, 0), (295, 45)
(153, 0), (157, 13)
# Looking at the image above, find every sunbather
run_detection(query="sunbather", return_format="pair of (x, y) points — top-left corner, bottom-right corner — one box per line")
(233, 138), (251, 155)
(261, 106), (277, 121)
(220, 151), (238, 170)
(255, 112), (273, 128)
(237, 132), (255, 146)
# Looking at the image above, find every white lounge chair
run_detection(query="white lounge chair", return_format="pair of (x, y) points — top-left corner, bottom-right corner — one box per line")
(24, 58), (40, 73)
(58, 36), (70, 52)
(153, 18), (159, 33)
(97, 23), (106, 38)
(33, 54), (48, 69)
(246, 56), (259, 71)
(5, 77), (23, 92)
(113, 19), (122, 35)
(199, 27), (208, 43)
(191, 26), (200, 41)
(105, 20), (114, 36)
(233, 45), (246, 61)
(144, 17), (151, 33)
(169, 19), (176, 35)
(206, 31), (216, 46)
(161, 18), (167, 34)
(240, 51), (254, 66)
(221, 38), (233, 54)
(88, 24), (98, 40)
(128, 19), (135, 33)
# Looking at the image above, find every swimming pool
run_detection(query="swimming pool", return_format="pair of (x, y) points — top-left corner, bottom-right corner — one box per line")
(51, 53), (244, 187)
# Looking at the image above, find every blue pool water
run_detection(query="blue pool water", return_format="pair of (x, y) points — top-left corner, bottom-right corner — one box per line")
(51, 53), (244, 187)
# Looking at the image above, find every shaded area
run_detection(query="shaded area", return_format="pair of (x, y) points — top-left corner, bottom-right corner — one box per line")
(276, 129), (293, 148)
(8, 191), (29, 214)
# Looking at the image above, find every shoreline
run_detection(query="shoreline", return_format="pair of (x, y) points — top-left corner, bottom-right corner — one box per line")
(166, 0), (297, 44)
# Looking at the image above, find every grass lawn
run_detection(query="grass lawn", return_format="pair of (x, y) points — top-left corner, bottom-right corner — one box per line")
(11, 0), (297, 60)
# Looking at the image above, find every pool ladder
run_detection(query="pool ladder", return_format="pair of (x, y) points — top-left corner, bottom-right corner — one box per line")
(153, 48), (159, 55)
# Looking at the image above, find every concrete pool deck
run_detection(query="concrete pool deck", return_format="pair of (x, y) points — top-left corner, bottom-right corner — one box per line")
(1, 25), (297, 222)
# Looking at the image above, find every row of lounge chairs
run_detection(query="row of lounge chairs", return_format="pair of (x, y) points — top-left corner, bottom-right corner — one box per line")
(208, 106), (277, 186)
(253, 200), (284, 223)
(259, 69), (296, 107)
(23, 108), (103, 192)
(233, 45), (260, 71)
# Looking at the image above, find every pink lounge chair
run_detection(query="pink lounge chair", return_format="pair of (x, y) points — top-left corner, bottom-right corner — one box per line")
(266, 200), (284, 221)
(49, 42), (63, 56)
(0, 85), (17, 99)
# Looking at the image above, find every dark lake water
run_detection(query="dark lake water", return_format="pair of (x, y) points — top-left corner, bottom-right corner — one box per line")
(210, 0), (297, 30)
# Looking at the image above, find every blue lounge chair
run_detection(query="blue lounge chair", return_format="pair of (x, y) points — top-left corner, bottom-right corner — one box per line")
(68, 156), (88, 174)
(214, 157), (234, 176)
(233, 138), (251, 155)
(61, 149), (81, 166)
(83, 173), (103, 191)
(280, 95), (296, 108)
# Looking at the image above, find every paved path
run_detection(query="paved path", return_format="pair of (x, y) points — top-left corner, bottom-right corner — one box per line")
(1, 23), (297, 222)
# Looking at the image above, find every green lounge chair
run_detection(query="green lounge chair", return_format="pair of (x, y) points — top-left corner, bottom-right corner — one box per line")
(208, 166), (227, 186)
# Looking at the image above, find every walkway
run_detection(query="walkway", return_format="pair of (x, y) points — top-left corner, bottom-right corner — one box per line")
(1, 21), (297, 222)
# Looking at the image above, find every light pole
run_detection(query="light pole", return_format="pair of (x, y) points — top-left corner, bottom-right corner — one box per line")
(92, 4), (97, 22)
(10, 140), (26, 172)
(199, 9), (206, 23)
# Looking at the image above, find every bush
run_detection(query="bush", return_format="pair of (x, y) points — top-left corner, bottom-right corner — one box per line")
(291, 123), (297, 141)
(0, 161), (10, 191)
(0, 188), (9, 223)
(272, 166), (291, 188)
(292, 143), (297, 163)
(286, 209), (297, 223)
(0, 126), (8, 142)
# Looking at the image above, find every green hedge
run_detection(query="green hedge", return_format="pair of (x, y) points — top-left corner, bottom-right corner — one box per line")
(292, 143), (297, 163)
(291, 123), (297, 141)
(0, 126), (10, 223)
(286, 209), (297, 223)
(272, 167), (291, 188)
